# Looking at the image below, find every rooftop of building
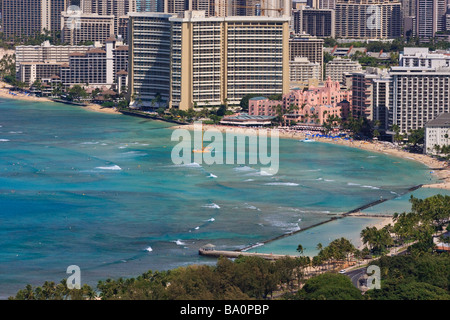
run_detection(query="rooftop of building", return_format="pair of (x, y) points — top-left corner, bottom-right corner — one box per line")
(87, 48), (106, 54)
(223, 113), (276, 121)
(390, 66), (450, 73)
(69, 52), (86, 57)
(425, 113), (450, 128)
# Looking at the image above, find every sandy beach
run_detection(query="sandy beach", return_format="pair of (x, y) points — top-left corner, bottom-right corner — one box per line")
(83, 103), (120, 114)
(0, 81), (120, 115)
(172, 123), (450, 190)
(0, 82), (53, 103)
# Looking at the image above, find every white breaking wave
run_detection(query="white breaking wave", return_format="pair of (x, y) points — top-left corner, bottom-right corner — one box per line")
(206, 218), (215, 222)
(265, 219), (301, 233)
(361, 185), (380, 190)
(324, 179), (335, 182)
(244, 203), (261, 211)
(264, 182), (299, 186)
(145, 246), (153, 252)
(175, 162), (202, 168)
(81, 141), (99, 145)
(0, 139), (10, 142)
(95, 165), (122, 170)
(347, 182), (360, 186)
(123, 151), (147, 156)
(202, 203), (220, 209)
(259, 170), (274, 176)
(208, 173), (218, 178)
(9, 131), (22, 134)
(174, 240), (186, 246)
(234, 166), (255, 172)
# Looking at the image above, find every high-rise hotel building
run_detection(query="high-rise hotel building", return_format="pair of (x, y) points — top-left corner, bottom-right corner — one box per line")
(169, 11), (290, 110)
(128, 12), (174, 108)
(1, 0), (69, 38)
(289, 35), (324, 80)
(335, 0), (402, 39)
(415, 0), (448, 39)
(390, 66), (450, 134)
(80, 0), (136, 35)
(61, 11), (115, 45)
(128, 11), (290, 110)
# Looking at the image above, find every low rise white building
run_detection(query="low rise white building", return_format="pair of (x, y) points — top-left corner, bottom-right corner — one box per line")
(424, 113), (450, 155)
(326, 58), (362, 83)
(400, 47), (450, 69)
(289, 57), (321, 84)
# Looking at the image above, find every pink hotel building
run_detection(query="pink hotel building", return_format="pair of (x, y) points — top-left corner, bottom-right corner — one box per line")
(249, 77), (351, 125)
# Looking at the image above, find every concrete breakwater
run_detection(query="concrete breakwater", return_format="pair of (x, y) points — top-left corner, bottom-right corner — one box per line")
(199, 184), (423, 259)
(199, 248), (297, 260)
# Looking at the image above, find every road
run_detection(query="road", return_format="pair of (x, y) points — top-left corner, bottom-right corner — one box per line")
(343, 247), (410, 288)
(345, 267), (367, 288)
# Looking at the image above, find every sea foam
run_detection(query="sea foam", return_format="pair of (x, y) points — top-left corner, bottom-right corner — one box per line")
(202, 203), (221, 209)
(264, 182), (299, 186)
(361, 185), (380, 190)
(95, 165), (122, 171)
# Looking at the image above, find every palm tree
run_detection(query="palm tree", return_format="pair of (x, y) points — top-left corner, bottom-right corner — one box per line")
(316, 243), (323, 251)
(296, 244), (304, 256)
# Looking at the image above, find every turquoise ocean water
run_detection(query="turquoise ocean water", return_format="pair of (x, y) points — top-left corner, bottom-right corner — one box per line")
(0, 98), (444, 298)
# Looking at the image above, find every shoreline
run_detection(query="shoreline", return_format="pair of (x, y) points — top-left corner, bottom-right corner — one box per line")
(0, 82), (120, 115)
(171, 123), (450, 191)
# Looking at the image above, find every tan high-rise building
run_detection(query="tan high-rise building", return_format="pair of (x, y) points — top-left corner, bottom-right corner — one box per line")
(164, 0), (185, 14)
(61, 11), (115, 45)
(289, 35), (324, 80)
(213, 0), (290, 17)
(415, 0), (448, 39)
(169, 11), (290, 110)
(1, 0), (69, 38)
(80, 0), (136, 34)
(335, 0), (402, 39)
